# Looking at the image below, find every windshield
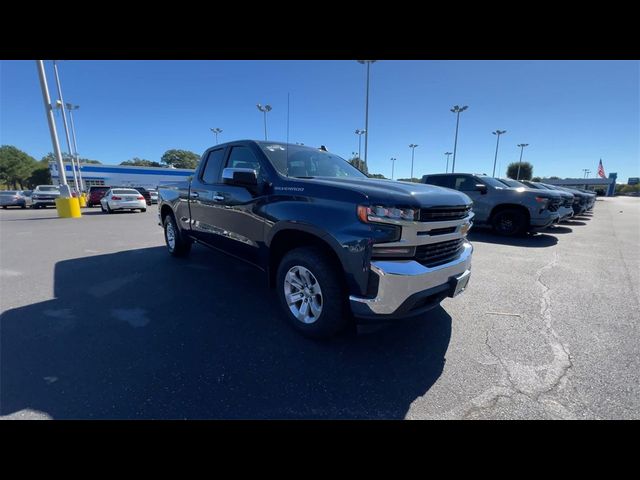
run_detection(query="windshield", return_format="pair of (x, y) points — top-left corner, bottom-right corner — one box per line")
(37, 186), (60, 192)
(259, 143), (366, 179)
(478, 177), (509, 189)
(500, 178), (528, 188)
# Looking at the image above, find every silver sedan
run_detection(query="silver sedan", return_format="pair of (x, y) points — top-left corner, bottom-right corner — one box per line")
(100, 188), (147, 213)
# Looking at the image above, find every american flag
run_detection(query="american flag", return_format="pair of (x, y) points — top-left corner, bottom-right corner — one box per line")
(597, 159), (606, 178)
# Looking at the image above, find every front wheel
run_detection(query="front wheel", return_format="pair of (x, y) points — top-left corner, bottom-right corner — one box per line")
(276, 247), (350, 339)
(163, 214), (191, 257)
(141, 208), (147, 213)
(492, 209), (527, 236)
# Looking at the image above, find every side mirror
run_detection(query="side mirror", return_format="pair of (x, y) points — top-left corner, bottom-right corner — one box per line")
(475, 184), (487, 194)
(222, 167), (258, 187)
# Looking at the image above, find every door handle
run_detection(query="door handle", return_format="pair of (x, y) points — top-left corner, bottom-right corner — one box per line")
(189, 191), (199, 199)
(213, 195), (224, 201)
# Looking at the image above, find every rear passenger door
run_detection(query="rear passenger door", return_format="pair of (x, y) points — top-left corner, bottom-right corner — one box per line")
(188, 147), (227, 245)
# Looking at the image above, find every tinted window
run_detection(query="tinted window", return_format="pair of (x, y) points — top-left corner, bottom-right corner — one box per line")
(425, 176), (454, 188)
(201, 149), (225, 184)
(453, 176), (477, 191)
(226, 146), (262, 176)
(112, 189), (140, 195)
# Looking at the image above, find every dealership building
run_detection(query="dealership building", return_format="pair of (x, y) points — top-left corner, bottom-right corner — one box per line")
(544, 173), (617, 196)
(49, 162), (195, 190)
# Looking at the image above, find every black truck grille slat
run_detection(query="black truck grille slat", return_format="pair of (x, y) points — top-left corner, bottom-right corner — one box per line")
(414, 238), (465, 267)
(548, 200), (561, 212)
(419, 206), (471, 222)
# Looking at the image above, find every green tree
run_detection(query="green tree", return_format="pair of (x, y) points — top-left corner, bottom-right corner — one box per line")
(348, 157), (368, 175)
(397, 178), (421, 183)
(161, 149), (201, 169)
(368, 173), (386, 179)
(506, 161), (533, 180)
(0, 145), (38, 189)
(531, 176), (542, 182)
(41, 152), (101, 164)
(549, 176), (560, 180)
(26, 167), (52, 188)
(121, 157), (163, 167)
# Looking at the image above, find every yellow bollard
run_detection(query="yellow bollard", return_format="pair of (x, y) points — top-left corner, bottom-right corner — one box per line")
(79, 193), (87, 208)
(55, 197), (82, 218)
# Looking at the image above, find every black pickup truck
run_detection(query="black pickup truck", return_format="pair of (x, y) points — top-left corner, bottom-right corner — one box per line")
(158, 140), (474, 338)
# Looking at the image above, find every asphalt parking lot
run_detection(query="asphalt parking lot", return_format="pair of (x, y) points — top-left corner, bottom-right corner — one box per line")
(1, 197), (639, 419)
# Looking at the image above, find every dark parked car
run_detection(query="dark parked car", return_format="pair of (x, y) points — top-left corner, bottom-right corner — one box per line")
(86, 186), (111, 207)
(131, 187), (152, 205)
(158, 140), (475, 339)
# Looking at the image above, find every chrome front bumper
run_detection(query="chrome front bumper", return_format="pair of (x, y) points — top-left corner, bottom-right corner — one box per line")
(349, 241), (473, 319)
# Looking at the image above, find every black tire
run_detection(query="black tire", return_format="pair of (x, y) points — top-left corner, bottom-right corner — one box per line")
(2, 206), (6, 209)
(141, 208), (147, 213)
(106, 203), (112, 214)
(163, 213), (191, 257)
(21, 204), (26, 209)
(491, 208), (527, 236)
(276, 246), (350, 339)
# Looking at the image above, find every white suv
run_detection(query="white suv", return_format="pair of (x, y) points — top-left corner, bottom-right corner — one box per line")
(31, 185), (61, 209)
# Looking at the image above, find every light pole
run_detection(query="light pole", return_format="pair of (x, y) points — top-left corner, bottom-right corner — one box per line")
(36, 61), (68, 191)
(409, 144), (418, 180)
(450, 105), (468, 173)
(491, 130), (507, 178)
(52, 60), (80, 193)
(357, 60), (376, 168)
(355, 129), (366, 159)
(65, 103), (84, 191)
(210, 127), (222, 145)
(583, 169), (591, 178)
(516, 143), (529, 180)
(256, 104), (272, 140)
(390, 157), (397, 180)
(445, 152), (452, 173)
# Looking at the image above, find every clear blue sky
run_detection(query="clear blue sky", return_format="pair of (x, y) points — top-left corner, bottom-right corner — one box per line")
(1, 60), (638, 182)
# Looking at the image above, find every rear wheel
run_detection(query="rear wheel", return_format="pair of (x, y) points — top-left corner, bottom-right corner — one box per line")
(106, 203), (112, 214)
(492, 208), (527, 236)
(141, 208), (147, 213)
(276, 246), (350, 339)
(163, 213), (191, 257)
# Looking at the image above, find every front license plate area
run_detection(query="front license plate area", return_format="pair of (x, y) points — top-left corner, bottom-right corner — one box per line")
(452, 270), (471, 297)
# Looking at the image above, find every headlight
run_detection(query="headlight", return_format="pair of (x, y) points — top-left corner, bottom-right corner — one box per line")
(357, 205), (417, 223)
(535, 196), (550, 206)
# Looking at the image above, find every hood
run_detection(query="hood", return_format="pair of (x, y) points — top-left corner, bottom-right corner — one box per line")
(503, 186), (562, 199)
(301, 176), (472, 208)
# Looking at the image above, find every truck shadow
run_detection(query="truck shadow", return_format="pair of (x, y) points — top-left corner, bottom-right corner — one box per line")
(467, 230), (558, 247)
(0, 245), (451, 419)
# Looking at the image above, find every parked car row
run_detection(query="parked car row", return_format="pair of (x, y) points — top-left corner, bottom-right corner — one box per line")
(0, 190), (31, 209)
(86, 186), (157, 208)
(0, 186), (64, 209)
(421, 173), (596, 236)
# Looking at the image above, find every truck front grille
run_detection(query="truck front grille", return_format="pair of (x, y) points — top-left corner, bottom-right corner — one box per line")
(414, 238), (465, 267)
(563, 198), (573, 207)
(419, 205), (471, 222)
(547, 199), (562, 212)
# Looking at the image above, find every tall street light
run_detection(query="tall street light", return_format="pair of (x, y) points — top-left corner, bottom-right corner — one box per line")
(256, 104), (272, 140)
(52, 60), (80, 193)
(355, 129), (366, 159)
(36, 60), (68, 192)
(491, 130), (507, 178)
(210, 127), (222, 144)
(390, 157), (397, 180)
(357, 60), (376, 168)
(65, 102), (84, 192)
(450, 105), (468, 173)
(445, 152), (452, 173)
(516, 143), (529, 180)
(409, 144), (418, 180)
